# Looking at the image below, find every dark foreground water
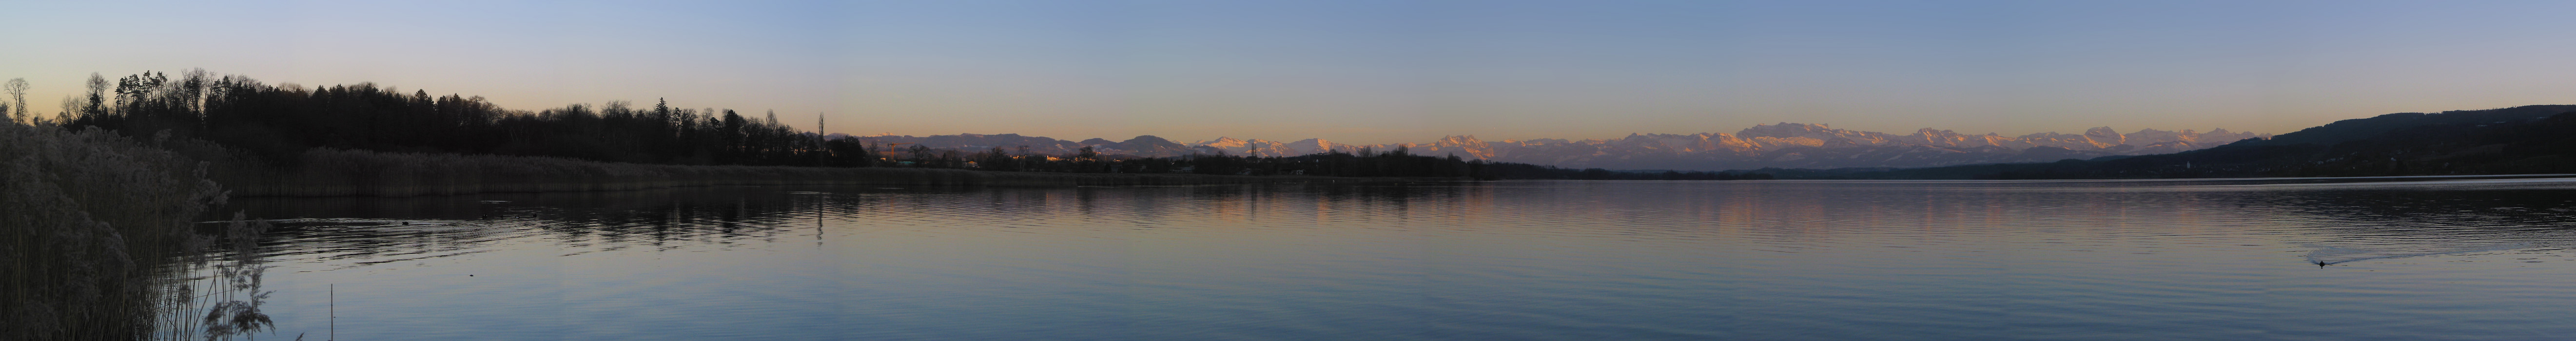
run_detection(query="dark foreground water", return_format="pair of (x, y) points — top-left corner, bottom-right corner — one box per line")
(213, 177), (2576, 340)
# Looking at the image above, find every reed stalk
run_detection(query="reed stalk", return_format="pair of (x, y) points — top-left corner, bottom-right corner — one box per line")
(1, 121), (227, 340)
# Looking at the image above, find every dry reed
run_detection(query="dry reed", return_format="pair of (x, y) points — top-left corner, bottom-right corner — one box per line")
(158, 213), (275, 341)
(1, 122), (227, 340)
(0, 120), (1435, 339)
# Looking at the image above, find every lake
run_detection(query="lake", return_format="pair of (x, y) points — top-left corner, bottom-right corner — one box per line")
(213, 177), (2576, 340)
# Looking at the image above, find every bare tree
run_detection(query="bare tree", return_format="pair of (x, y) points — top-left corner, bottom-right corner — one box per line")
(4, 78), (27, 122)
(58, 95), (81, 123)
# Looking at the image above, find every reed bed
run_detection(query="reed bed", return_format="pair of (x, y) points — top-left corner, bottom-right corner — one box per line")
(1, 123), (229, 340)
(0, 121), (1438, 339)
(222, 149), (1434, 197)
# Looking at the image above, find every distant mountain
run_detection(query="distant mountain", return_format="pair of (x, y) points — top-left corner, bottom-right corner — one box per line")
(2240, 105), (2576, 147)
(845, 124), (2267, 170)
(1405, 124), (2264, 170)
(1776, 105), (2576, 179)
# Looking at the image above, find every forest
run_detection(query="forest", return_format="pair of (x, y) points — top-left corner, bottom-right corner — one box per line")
(25, 69), (1764, 181)
(1759, 105), (2576, 180)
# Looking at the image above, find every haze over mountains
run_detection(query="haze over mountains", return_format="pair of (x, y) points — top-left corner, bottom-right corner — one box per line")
(840, 123), (2269, 171)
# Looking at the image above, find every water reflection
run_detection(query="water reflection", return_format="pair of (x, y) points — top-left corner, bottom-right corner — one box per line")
(2200, 180), (2576, 266)
(218, 178), (2576, 340)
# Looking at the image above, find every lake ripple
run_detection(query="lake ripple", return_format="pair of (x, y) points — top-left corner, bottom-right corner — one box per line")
(219, 177), (2576, 340)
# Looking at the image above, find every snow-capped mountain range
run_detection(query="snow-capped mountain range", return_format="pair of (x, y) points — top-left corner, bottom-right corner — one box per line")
(838, 123), (2269, 171)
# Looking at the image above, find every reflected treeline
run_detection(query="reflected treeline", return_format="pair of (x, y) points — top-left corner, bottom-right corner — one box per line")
(225, 183), (1498, 258)
(2187, 186), (2576, 265)
(230, 187), (851, 258)
(226, 178), (2576, 273)
(2233, 187), (2576, 236)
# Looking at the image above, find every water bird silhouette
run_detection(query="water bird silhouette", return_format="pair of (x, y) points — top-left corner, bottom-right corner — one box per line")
(2304, 244), (2527, 266)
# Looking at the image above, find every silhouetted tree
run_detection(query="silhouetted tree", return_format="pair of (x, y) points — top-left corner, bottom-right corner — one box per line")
(36, 69), (1776, 181)
(81, 73), (107, 120)
(4, 78), (27, 122)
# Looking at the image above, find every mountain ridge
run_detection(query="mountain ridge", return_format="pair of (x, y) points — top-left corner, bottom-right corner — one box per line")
(1757, 104), (2576, 179)
(844, 123), (2269, 171)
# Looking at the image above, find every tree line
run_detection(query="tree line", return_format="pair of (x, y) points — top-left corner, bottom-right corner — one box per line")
(1759, 105), (2576, 180)
(934, 145), (1772, 180)
(31, 69), (1767, 181)
(45, 70), (872, 168)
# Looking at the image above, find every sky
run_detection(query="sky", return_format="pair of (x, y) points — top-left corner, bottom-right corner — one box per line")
(7, 0), (2576, 144)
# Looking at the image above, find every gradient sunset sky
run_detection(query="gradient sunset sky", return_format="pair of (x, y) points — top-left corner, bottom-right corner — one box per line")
(7, 0), (2576, 144)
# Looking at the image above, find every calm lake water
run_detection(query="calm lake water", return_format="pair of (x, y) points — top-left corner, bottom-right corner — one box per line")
(213, 177), (2576, 340)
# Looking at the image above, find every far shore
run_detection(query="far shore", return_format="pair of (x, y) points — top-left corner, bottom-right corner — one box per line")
(214, 149), (1463, 197)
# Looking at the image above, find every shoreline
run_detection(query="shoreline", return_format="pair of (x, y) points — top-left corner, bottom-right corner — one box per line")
(215, 149), (1463, 197)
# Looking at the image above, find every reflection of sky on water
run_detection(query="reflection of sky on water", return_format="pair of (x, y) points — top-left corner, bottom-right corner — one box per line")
(215, 178), (2576, 340)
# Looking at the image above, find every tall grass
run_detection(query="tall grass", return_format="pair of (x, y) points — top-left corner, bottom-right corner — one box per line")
(0, 119), (1430, 338)
(157, 214), (275, 341)
(219, 148), (1428, 197)
(1, 122), (228, 340)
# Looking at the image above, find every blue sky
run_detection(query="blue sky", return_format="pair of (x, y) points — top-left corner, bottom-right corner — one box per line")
(7, 0), (2576, 144)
